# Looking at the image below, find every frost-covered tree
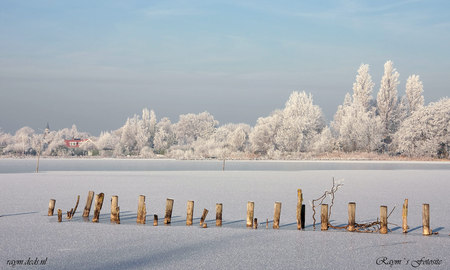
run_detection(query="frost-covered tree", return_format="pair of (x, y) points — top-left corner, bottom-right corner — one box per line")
(274, 91), (325, 152)
(153, 117), (175, 154)
(332, 94), (382, 152)
(0, 130), (13, 151)
(311, 126), (335, 154)
(405, 75), (424, 114)
(249, 110), (282, 154)
(97, 131), (120, 153)
(173, 111), (218, 145)
(3, 127), (35, 155)
(116, 116), (139, 155)
(395, 98), (450, 158)
(352, 64), (374, 111)
(377, 60), (400, 136)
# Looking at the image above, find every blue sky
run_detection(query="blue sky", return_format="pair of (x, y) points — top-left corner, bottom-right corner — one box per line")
(1, 0), (449, 135)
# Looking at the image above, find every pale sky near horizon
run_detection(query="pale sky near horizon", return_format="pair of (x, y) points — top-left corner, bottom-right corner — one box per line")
(1, 0), (449, 135)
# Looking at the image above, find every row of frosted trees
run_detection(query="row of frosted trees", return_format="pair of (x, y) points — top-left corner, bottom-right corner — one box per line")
(1, 61), (448, 159)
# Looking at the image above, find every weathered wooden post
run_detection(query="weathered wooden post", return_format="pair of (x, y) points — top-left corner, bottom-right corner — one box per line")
(153, 214), (158, 226)
(200, 208), (209, 226)
(253, 218), (258, 229)
(402, 199), (408, 233)
(266, 218), (269, 229)
(186, 200), (194, 226)
(321, 204), (328, 231)
(273, 202), (282, 229)
(164, 198), (174, 225)
(246, 201), (254, 228)
(216, 203), (223, 227)
(111, 195), (120, 224)
(347, 202), (356, 232)
(137, 195), (146, 224)
(82, 191), (94, 218)
(57, 209), (62, 222)
(92, 193), (104, 223)
(423, 204), (431, 236)
(379, 205), (388, 234)
(297, 189), (303, 230)
(48, 199), (56, 216)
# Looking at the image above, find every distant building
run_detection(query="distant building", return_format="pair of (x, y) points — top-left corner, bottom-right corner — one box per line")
(64, 138), (88, 148)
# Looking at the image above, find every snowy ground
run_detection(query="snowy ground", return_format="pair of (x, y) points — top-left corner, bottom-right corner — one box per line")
(1, 160), (450, 269)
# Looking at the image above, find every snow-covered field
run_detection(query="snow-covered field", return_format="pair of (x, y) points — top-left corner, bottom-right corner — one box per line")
(1, 160), (450, 269)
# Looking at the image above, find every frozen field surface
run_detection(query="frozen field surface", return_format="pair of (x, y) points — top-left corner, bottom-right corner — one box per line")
(1, 160), (450, 269)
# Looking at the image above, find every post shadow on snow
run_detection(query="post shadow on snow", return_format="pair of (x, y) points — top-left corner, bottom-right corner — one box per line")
(1, 211), (39, 217)
(83, 227), (252, 270)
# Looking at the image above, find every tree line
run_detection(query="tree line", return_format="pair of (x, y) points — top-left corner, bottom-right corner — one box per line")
(1, 61), (448, 159)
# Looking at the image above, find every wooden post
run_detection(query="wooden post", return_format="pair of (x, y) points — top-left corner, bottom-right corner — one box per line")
(57, 209), (62, 222)
(273, 202), (281, 229)
(186, 200), (194, 226)
(66, 195), (80, 219)
(48, 199), (56, 216)
(422, 204), (431, 236)
(164, 198), (174, 225)
(402, 199), (408, 233)
(216, 203), (223, 227)
(82, 191), (94, 218)
(380, 205), (388, 234)
(111, 195), (120, 224)
(153, 214), (158, 226)
(297, 189), (303, 230)
(347, 202), (356, 232)
(203, 222), (208, 228)
(266, 218), (268, 229)
(200, 208), (209, 226)
(321, 204), (328, 231)
(92, 193), (104, 223)
(301, 204), (305, 229)
(137, 195), (146, 224)
(246, 201), (254, 228)
(253, 218), (258, 229)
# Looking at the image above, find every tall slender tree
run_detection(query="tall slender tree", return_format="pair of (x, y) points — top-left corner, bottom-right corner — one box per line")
(405, 74), (424, 114)
(377, 60), (400, 138)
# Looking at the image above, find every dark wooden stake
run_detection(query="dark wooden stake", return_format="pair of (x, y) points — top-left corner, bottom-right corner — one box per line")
(321, 204), (328, 231)
(301, 204), (305, 229)
(186, 200), (194, 226)
(297, 189), (303, 230)
(253, 218), (258, 229)
(423, 203), (431, 236)
(200, 208), (209, 226)
(273, 202), (281, 229)
(216, 203), (223, 227)
(402, 199), (408, 233)
(57, 209), (62, 222)
(380, 205), (388, 234)
(153, 214), (158, 226)
(48, 199), (56, 216)
(246, 201), (254, 228)
(82, 191), (94, 218)
(266, 218), (268, 229)
(111, 195), (120, 224)
(347, 202), (356, 232)
(137, 195), (146, 224)
(92, 193), (104, 223)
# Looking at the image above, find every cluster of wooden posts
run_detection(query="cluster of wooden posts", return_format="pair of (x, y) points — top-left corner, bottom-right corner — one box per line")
(47, 189), (433, 236)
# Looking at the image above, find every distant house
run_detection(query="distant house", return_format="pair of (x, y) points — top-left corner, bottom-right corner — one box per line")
(64, 138), (88, 148)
